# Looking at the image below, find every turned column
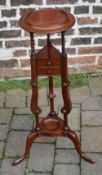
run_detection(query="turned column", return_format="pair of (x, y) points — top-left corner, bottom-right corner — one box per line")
(47, 34), (56, 116)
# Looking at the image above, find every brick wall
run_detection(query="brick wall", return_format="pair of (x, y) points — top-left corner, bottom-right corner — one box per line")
(0, 0), (102, 79)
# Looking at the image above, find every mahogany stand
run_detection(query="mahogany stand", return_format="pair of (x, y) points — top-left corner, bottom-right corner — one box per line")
(12, 8), (95, 166)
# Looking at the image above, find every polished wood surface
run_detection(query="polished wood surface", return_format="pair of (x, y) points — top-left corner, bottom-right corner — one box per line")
(12, 8), (95, 166)
(19, 8), (75, 34)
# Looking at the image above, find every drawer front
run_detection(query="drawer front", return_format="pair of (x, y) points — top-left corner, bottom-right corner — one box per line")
(36, 58), (61, 67)
(37, 67), (61, 76)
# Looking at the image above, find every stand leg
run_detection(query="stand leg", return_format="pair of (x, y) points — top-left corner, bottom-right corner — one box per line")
(30, 32), (41, 131)
(66, 129), (95, 164)
(60, 32), (72, 130)
(12, 131), (38, 166)
(61, 32), (95, 164)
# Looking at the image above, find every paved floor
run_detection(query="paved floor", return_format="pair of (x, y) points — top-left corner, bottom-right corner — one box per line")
(0, 76), (102, 175)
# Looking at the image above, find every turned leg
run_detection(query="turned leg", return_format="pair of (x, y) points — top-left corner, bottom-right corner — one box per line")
(12, 131), (38, 166)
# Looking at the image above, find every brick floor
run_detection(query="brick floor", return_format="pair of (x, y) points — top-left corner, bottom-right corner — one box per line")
(28, 143), (55, 172)
(55, 149), (80, 164)
(0, 109), (13, 124)
(0, 92), (5, 107)
(81, 153), (102, 175)
(82, 127), (102, 152)
(82, 96), (102, 110)
(0, 142), (5, 159)
(11, 114), (34, 131)
(0, 125), (9, 141)
(0, 77), (102, 175)
(53, 164), (80, 175)
(28, 173), (51, 175)
(5, 131), (29, 157)
(89, 76), (102, 96)
(6, 89), (26, 108)
(70, 86), (90, 104)
(0, 159), (26, 175)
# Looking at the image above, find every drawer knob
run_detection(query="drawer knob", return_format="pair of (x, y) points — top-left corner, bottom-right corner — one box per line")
(48, 61), (51, 65)
(48, 69), (51, 74)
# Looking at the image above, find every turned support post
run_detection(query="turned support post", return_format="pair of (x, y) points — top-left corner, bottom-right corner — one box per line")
(47, 34), (56, 116)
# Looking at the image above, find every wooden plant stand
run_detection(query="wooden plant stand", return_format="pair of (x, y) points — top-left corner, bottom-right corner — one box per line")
(12, 8), (95, 166)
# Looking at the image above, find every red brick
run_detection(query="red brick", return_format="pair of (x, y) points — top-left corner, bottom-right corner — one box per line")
(79, 65), (97, 73)
(0, 0), (6, 5)
(94, 37), (102, 44)
(0, 21), (7, 28)
(71, 37), (91, 45)
(78, 47), (102, 54)
(65, 28), (74, 35)
(13, 50), (27, 57)
(96, 64), (102, 71)
(83, 0), (95, 2)
(68, 56), (96, 64)
(0, 68), (31, 78)
(0, 59), (18, 68)
(24, 31), (30, 37)
(38, 38), (61, 47)
(63, 7), (71, 14)
(98, 56), (102, 65)
(77, 17), (98, 25)
(10, 20), (19, 28)
(68, 67), (78, 74)
(0, 30), (21, 38)
(47, 0), (78, 4)
(93, 6), (102, 14)
(20, 59), (30, 67)
(20, 8), (34, 16)
(11, 0), (42, 6)
(5, 40), (30, 48)
(2, 9), (16, 17)
(74, 6), (89, 14)
(79, 27), (102, 35)
(66, 48), (76, 55)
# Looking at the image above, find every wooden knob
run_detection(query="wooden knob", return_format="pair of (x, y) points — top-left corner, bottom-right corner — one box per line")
(48, 69), (51, 74)
(48, 61), (51, 65)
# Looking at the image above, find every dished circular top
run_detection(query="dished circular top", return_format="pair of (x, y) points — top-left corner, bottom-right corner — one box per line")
(19, 8), (75, 34)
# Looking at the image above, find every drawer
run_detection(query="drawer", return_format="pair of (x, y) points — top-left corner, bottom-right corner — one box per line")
(36, 58), (61, 67)
(36, 67), (61, 76)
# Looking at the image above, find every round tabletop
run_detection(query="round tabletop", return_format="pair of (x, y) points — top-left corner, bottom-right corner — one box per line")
(19, 8), (75, 34)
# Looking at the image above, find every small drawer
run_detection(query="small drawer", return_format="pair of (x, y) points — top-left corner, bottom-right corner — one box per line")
(36, 67), (61, 76)
(36, 58), (61, 67)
